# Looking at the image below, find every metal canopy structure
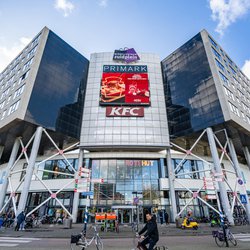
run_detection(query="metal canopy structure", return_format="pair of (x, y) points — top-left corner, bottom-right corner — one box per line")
(168, 127), (250, 224)
(0, 126), (80, 220)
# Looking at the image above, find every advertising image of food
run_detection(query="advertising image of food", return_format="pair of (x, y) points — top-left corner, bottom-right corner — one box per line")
(99, 69), (150, 105)
(100, 74), (125, 103)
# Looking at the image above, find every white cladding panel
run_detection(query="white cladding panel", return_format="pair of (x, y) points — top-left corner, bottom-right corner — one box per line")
(80, 52), (170, 148)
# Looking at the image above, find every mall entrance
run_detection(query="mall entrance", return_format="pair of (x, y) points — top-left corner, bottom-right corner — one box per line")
(112, 205), (138, 224)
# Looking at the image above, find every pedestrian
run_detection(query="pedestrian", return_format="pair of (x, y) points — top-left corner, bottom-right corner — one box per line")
(137, 212), (159, 250)
(159, 210), (163, 225)
(164, 211), (169, 225)
(15, 211), (25, 231)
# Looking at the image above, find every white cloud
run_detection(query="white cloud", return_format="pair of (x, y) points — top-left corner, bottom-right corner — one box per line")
(0, 37), (31, 72)
(242, 60), (250, 79)
(209, 0), (250, 35)
(54, 0), (75, 17)
(99, 0), (108, 7)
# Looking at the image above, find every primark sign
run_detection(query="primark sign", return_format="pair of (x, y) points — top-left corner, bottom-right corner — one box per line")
(113, 48), (140, 63)
(103, 65), (147, 73)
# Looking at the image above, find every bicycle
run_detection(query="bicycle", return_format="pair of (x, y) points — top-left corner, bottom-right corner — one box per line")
(70, 225), (103, 250)
(131, 234), (168, 250)
(212, 224), (237, 247)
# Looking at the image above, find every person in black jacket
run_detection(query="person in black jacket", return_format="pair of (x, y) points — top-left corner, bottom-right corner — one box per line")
(137, 212), (159, 250)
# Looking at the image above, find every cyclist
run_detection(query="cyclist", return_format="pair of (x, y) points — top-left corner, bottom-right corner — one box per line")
(137, 212), (159, 250)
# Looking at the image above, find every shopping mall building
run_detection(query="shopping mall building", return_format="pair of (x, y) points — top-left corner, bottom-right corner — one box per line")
(0, 27), (250, 224)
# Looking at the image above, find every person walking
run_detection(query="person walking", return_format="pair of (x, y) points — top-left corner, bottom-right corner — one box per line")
(15, 211), (25, 231)
(137, 212), (159, 250)
(159, 210), (163, 225)
(164, 211), (169, 225)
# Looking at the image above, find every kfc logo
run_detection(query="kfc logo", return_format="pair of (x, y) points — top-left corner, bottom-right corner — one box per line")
(106, 107), (144, 117)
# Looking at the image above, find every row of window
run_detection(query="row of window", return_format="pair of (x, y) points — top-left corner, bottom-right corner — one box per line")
(0, 70), (29, 115)
(209, 36), (249, 85)
(0, 33), (40, 82)
(0, 57), (33, 92)
(0, 99), (20, 120)
(228, 101), (250, 124)
(209, 37), (250, 91)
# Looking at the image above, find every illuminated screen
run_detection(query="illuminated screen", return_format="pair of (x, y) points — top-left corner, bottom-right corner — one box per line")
(100, 69), (150, 105)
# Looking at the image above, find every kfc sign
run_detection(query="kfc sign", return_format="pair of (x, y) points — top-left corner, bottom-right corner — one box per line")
(106, 107), (144, 117)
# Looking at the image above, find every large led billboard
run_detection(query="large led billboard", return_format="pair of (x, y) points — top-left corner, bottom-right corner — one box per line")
(100, 65), (150, 105)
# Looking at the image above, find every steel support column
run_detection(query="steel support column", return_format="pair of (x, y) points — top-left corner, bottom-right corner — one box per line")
(72, 148), (83, 223)
(0, 138), (20, 210)
(0, 145), (4, 161)
(17, 127), (43, 215)
(206, 127), (234, 224)
(243, 147), (250, 171)
(166, 148), (177, 221)
(228, 139), (250, 220)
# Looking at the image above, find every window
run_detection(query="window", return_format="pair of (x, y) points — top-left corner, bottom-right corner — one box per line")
(23, 57), (34, 71)
(226, 55), (233, 65)
(6, 95), (12, 105)
(241, 111), (247, 122)
(27, 45), (38, 59)
(1, 109), (7, 120)
(228, 102), (240, 116)
(246, 115), (250, 124)
(219, 71), (229, 86)
(208, 36), (217, 48)
(0, 100), (5, 109)
(13, 84), (25, 99)
(31, 34), (41, 47)
(238, 90), (246, 101)
(42, 158), (78, 180)
(224, 86), (235, 101)
(242, 102), (249, 112)
(212, 47), (221, 61)
(0, 87), (10, 100)
(18, 70), (29, 84)
(7, 100), (20, 115)
(215, 59), (225, 72)
(229, 65), (236, 75)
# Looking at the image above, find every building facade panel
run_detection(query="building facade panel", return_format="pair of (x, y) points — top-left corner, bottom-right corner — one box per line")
(80, 52), (170, 149)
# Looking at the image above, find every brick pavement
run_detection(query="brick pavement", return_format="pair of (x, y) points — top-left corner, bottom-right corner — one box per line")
(0, 222), (250, 239)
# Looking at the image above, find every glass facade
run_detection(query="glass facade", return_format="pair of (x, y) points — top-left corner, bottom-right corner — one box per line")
(24, 31), (89, 139)
(172, 158), (210, 179)
(42, 158), (79, 180)
(162, 33), (224, 138)
(89, 159), (161, 207)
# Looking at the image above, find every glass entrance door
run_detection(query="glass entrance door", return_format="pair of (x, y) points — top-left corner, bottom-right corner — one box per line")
(117, 208), (132, 224)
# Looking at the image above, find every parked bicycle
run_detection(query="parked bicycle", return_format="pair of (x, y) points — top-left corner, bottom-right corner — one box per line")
(212, 223), (237, 247)
(234, 216), (249, 226)
(70, 225), (103, 250)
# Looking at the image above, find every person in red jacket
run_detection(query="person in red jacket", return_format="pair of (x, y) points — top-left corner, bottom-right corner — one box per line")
(137, 212), (159, 250)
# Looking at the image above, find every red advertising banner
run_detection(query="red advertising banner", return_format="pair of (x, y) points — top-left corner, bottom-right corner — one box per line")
(100, 73), (150, 105)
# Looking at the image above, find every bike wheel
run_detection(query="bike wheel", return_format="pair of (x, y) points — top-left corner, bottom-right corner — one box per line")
(228, 232), (237, 246)
(95, 236), (103, 250)
(234, 218), (242, 226)
(215, 236), (225, 247)
(70, 242), (86, 250)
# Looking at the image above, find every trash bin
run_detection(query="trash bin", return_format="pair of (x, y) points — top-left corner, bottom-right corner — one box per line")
(63, 218), (72, 229)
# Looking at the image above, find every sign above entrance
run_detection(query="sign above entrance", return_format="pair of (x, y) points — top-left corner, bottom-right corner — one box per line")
(106, 107), (144, 117)
(113, 48), (140, 63)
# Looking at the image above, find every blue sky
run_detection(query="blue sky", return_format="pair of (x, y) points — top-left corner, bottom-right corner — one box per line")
(1, 0), (250, 78)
